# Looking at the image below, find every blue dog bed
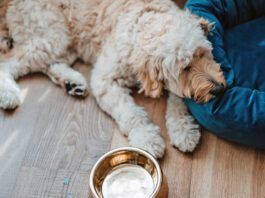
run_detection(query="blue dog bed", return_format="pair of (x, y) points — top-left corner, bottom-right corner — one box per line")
(184, 0), (265, 148)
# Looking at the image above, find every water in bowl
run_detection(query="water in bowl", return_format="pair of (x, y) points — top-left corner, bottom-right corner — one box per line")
(102, 164), (154, 198)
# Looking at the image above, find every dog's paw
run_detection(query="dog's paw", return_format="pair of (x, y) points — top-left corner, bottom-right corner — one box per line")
(0, 73), (21, 110)
(0, 86), (21, 110)
(167, 116), (201, 152)
(171, 127), (201, 152)
(129, 124), (165, 158)
(64, 74), (88, 97)
(0, 37), (13, 53)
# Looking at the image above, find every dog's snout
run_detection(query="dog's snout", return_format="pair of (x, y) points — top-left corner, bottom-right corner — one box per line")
(210, 83), (226, 96)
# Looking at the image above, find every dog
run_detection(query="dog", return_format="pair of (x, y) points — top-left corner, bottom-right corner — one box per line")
(0, 0), (12, 54)
(0, 0), (226, 158)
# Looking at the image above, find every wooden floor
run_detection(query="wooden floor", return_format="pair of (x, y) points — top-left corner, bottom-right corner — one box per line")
(1, 0), (265, 197)
(0, 62), (264, 198)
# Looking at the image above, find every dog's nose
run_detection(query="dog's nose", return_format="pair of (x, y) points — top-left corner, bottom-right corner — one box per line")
(210, 83), (226, 96)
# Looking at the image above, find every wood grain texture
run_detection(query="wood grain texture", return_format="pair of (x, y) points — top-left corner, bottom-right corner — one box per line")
(110, 90), (265, 198)
(1, 1), (265, 198)
(0, 63), (115, 198)
(0, 64), (264, 198)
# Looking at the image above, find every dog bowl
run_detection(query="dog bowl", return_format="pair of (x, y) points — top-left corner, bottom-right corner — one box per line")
(89, 147), (168, 198)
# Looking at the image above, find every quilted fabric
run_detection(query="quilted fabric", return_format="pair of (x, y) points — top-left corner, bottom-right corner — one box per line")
(185, 0), (265, 148)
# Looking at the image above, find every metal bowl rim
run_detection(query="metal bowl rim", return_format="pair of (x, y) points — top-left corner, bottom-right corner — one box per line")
(89, 147), (162, 198)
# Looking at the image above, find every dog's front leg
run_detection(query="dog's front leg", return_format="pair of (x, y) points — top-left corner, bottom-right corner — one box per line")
(91, 51), (165, 158)
(166, 92), (201, 152)
(46, 63), (88, 97)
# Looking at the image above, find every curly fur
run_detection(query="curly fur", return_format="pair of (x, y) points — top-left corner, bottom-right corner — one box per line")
(0, 0), (226, 158)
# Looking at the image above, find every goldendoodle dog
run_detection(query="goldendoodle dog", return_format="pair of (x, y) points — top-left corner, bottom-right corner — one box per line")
(0, 0), (226, 158)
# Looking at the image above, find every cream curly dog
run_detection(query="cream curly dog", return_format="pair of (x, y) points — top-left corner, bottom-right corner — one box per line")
(0, 0), (226, 158)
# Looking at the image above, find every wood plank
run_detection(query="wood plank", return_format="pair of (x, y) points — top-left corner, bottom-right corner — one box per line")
(189, 132), (218, 198)
(175, 0), (186, 7)
(0, 63), (116, 197)
(0, 75), (49, 197)
(209, 140), (256, 198)
(1, 1), (265, 198)
(11, 167), (90, 198)
(1, 65), (265, 198)
(111, 93), (265, 198)
(251, 151), (265, 198)
(189, 131), (265, 198)
(111, 93), (194, 198)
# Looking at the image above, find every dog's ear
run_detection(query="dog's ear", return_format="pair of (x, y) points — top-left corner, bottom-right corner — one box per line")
(199, 18), (213, 35)
(138, 60), (163, 98)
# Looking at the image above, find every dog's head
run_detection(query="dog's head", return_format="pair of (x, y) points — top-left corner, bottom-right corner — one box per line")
(137, 11), (226, 103)
(169, 50), (226, 103)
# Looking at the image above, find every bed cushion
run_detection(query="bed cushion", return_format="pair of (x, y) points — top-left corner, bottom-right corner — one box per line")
(184, 0), (265, 148)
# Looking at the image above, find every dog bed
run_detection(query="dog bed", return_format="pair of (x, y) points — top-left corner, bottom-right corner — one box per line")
(184, 0), (265, 148)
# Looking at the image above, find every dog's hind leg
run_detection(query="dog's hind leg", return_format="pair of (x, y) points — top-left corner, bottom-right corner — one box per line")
(91, 46), (165, 158)
(0, 1), (87, 110)
(0, 67), (21, 109)
(166, 92), (201, 152)
(0, 40), (87, 109)
(0, 48), (46, 109)
(0, 5), (89, 109)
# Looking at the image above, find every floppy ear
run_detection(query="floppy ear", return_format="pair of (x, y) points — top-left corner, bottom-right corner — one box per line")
(199, 18), (213, 35)
(137, 60), (163, 98)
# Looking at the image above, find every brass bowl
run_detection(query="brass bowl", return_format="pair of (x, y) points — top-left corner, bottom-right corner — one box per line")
(89, 147), (168, 198)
